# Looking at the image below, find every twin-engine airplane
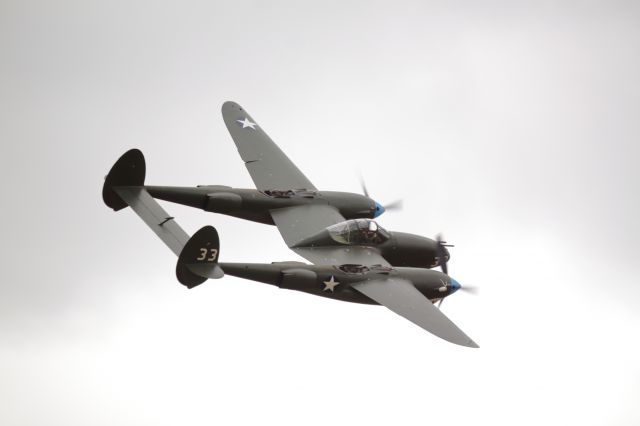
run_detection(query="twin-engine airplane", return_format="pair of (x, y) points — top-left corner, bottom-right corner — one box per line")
(103, 101), (478, 348)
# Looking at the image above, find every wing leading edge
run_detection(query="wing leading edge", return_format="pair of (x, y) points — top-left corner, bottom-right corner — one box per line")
(222, 101), (316, 191)
(353, 278), (479, 348)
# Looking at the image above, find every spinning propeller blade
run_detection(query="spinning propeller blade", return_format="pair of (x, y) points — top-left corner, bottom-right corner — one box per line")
(383, 199), (403, 211)
(433, 235), (477, 309)
(358, 174), (370, 198)
(359, 174), (403, 214)
(436, 233), (451, 275)
(459, 285), (479, 295)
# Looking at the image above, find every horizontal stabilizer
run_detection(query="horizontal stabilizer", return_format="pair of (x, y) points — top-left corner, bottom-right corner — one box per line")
(114, 187), (189, 256)
(111, 185), (221, 289)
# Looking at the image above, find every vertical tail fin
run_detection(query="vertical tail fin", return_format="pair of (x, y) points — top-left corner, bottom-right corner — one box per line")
(176, 226), (224, 288)
(103, 149), (146, 211)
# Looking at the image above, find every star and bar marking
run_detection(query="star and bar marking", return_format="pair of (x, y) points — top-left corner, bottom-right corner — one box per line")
(322, 276), (340, 292)
(236, 117), (257, 129)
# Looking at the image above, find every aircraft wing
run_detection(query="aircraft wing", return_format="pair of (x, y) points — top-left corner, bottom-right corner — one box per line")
(222, 101), (317, 191)
(270, 204), (345, 247)
(270, 204), (390, 266)
(353, 278), (479, 348)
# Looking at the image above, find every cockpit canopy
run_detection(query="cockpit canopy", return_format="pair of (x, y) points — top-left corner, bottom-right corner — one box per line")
(327, 219), (390, 245)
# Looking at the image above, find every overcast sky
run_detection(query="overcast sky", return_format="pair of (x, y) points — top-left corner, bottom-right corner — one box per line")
(1, 1), (639, 425)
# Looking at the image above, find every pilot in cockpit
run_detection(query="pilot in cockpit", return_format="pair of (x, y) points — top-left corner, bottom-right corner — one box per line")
(361, 220), (379, 243)
(327, 219), (390, 246)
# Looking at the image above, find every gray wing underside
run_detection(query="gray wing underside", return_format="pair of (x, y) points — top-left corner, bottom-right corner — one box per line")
(270, 204), (346, 247)
(222, 101), (316, 191)
(114, 187), (189, 256)
(270, 204), (390, 266)
(353, 278), (479, 348)
(292, 246), (390, 267)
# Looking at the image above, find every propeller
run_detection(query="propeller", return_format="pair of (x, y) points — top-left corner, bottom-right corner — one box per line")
(438, 283), (478, 309)
(382, 199), (403, 211)
(459, 285), (479, 295)
(360, 174), (369, 197)
(359, 174), (403, 214)
(435, 233), (453, 275)
(433, 235), (477, 309)
(359, 174), (370, 198)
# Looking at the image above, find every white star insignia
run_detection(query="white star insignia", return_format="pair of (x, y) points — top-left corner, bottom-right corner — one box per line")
(322, 276), (340, 292)
(236, 118), (257, 129)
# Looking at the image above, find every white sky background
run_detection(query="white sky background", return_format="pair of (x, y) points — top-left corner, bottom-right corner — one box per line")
(1, 0), (639, 425)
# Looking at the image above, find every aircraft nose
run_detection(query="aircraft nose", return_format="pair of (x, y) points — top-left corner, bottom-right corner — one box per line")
(449, 278), (461, 294)
(373, 201), (385, 218)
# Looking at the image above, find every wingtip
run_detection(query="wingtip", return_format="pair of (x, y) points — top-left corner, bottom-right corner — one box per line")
(222, 101), (242, 112)
(446, 337), (479, 348)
